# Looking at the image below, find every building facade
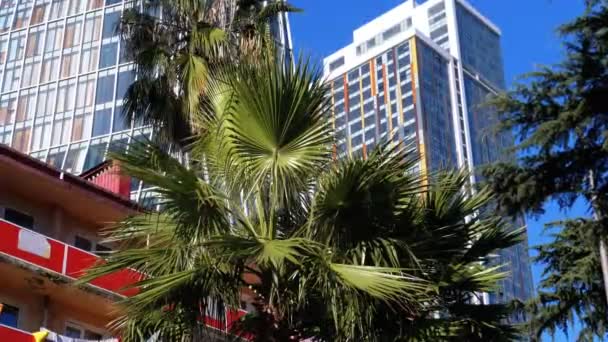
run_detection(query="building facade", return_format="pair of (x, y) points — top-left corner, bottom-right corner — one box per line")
(0, 144), (250, 341)
(0, 0), (293, 206)
(0, 143), (139, 340)
(323, 0), (533, 304)
(0, 0), (150, 202)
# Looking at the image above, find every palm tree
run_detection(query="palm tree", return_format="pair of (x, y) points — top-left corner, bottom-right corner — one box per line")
(84, 56), (524, 341)
(118, 0), (299, 144)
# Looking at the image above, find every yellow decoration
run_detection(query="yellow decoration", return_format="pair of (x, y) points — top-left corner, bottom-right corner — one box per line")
(33, 331), (49, 342)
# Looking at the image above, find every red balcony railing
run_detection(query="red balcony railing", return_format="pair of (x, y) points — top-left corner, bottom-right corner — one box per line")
(0, 219), (252, 340)
(0, 324), (35, 342)
(0, 218), (142, 296)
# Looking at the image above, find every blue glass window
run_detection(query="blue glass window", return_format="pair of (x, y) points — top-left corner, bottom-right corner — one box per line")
(92, 108), (112, 136)
(84, 142), (108, 170)
(116, 69), (135, 99)
(102, 11), (120, 39)
(96, 74), (115, 104)
(0, 304), (19, 328)
(99, 42), (117, 68)
(112, 106), (129, 132)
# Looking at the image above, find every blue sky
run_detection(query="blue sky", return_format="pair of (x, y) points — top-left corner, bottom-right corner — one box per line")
(290, 0), (588, 340)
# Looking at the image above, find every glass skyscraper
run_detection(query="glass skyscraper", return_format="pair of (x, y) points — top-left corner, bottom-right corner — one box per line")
(0, 0), (292, 204)
(0, 0), (148, 202)
(323, 0), (533, 305)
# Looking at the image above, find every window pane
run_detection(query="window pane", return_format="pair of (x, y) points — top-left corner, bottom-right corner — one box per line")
(92, 108), (111, 136)
(63, 17), (82, 48)
(47, 147), (66, 168)
(32, 118), (52, 150)
(0, 34), (9, 64)
(108, 134), (128, 154)
(67, 0), (85, 16)
(82, 12), (102, 43)
(99, 42), (116, 68)
(0, 4), (12, 33)
(76, 76), (95, 110)
(116, 68), (134, 99)
(71, 111), (93, 141)
(7, 31), (27, 62)
(63, 142), (87, 173)
(40, 22), (63, 83)
(79, 45), (99, 73)
(36, 84), (56, 116)
(12, 126), (32, 152)
(13, 0), (34, 30)
(49, 0), (68, 20)
(0, 304), (19, 328)
(65, 326), (82, 338)
(87, 0), (103, 10)
(56, 79), (76, 113)
(30, 1), (49, 25)
(83, 141), (107, 170)
(95, 73), (115, 104)
(74, 235), (92, 251)
(51, 115), (72, 146)
(102, 11), (119, 39)
(112, 106), (129, 132)
(16, 90), (36, 123)
(4, 209), (34, 229)
(25, 29), (44, 58)
(0, 93), (17, 127)
(84, 331), (103, 339)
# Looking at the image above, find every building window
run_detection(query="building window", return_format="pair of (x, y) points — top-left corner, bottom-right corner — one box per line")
(30, 3), (47, 25)
(0, 304), (19, 328)
(4, 208), (34, 230)
(428, 2), (446, 17)
(74, 235), (92, 251)
(366, 37), (376, 50)
(74, 235), (111, 255)
(430, 25), (448, 40)
(382, 24), (401, 41)
(65, 323), (103, 340)
(329, 56), (345, 71)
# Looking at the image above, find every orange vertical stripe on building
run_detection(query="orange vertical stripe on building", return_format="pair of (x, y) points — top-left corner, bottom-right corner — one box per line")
(331, 81), (336, 131)
(409, 37), (428, 180)
(370, 59), (377, 97)
(382, 63), (392, 138)
(343, 74), (351, 156)
(331, 80), (337, 160)
(359, 74), (366, 159)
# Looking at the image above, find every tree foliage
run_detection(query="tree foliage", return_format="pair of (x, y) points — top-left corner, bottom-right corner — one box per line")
(83, 55), (525, 341)
(526, 220), (607, 341)
(482, 0), (608, 339)
(118, 0), (299, 144)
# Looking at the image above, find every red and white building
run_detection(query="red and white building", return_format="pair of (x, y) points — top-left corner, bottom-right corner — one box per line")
(0, 144), (247, 341)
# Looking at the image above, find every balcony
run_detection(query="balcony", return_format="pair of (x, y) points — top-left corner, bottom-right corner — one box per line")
(0, 325), (33, 342)
(0, 218), (142, 297)
(0, 219), (251, 340)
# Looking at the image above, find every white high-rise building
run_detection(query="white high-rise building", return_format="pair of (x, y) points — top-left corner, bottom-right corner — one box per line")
(323, 0), (533, 305)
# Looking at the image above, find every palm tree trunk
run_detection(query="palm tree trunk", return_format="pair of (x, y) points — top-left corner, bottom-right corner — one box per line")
(599, 239), (608, 304)
(588, 169), (608, 305)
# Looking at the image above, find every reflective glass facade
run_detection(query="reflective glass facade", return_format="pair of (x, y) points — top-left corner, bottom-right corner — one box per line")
(455, 2), (504, 88)
(0, 0), (145, 176)
(0, 0), (292, 204)
(324, 0), (533, 308)
(455, 2), (533, 306)
(416, 39), (456, 170)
